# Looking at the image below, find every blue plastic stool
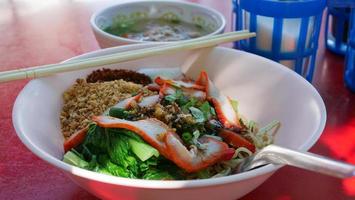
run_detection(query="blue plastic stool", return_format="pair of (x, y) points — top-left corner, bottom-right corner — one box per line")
(325, 7), (350, 55)
(232, 0), (326, 82)
(345, 8), (355, 92)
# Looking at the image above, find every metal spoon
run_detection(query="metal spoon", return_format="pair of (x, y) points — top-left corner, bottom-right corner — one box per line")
(236, 144), (355, 178)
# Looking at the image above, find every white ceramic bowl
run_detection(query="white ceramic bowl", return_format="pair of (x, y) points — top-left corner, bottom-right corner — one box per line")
(13, 44), (326, 200)
(90, 0), (226, 48)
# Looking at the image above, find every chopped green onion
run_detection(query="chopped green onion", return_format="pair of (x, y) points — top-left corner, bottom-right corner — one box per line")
(181, 97), (197, 113)
(109, 107), (128, 119)
(182, 132), (193, 143)
(199, 101), (213, 119)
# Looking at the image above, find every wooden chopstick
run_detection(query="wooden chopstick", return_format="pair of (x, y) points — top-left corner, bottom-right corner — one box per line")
(0, 30), (255, 83)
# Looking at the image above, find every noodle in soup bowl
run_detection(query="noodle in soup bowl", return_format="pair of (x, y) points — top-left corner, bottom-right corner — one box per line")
(12, 43), (326, 200)
(90, 1), (226, 48)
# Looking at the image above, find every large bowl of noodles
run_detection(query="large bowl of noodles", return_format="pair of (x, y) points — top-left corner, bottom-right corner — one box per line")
(12, 43), (326, 200)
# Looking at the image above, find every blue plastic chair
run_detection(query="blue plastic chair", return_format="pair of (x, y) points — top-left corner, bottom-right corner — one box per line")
(232, 0), (326, 82)
(345, 8), (355, 92)
(325, 7), (350, 55)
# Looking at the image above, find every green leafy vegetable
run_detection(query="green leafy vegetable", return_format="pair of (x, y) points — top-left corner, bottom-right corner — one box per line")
(107, 131), (139, 178)
(81, 124), (107, 155)
(63, 150), (89, 168)
(128, 138), (159, 162)
(108, 129), (159, 162)
(109, 128), (144, 142)
(65, 123), (180, 180)
(142, 168), (175, 180)
(139, 157), (158, 172)
(98, 155), (130, 177)
(141, 157), (180, 180)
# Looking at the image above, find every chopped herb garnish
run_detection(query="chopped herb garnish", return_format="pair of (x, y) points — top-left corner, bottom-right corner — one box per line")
(189, 107), (205, 123)
(182, 132), (193, 143)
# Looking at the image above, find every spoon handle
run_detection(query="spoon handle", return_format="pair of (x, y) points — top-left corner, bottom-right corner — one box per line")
(259, 145), (355, 178)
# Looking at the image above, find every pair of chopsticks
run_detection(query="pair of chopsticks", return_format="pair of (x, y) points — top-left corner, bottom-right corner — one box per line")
(0, 30), (255, 83)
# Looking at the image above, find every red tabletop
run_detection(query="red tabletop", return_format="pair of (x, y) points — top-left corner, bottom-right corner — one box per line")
(1, 1), (354, 199)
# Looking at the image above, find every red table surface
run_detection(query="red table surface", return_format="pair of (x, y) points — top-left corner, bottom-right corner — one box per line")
(0, 0), (354, 200)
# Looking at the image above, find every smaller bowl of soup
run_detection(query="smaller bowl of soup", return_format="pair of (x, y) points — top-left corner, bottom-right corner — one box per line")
(90, 0), (226, 48)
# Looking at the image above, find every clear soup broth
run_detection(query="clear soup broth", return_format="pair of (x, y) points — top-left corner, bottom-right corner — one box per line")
(104, 18), (212, 42)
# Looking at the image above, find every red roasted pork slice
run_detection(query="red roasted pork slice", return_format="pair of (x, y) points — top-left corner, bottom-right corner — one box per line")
(164, 132), (231, 172)
(159, 82), (206, 101)
(112, 93), (143, 109)
(196, 71), (242, 130)
(92, 116), (232, 172)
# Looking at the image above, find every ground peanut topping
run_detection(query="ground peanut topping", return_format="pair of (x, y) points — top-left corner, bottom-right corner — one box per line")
(60, 78), (143, 138)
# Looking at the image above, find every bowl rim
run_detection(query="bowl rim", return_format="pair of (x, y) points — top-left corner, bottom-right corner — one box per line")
(12, 44), (326, 189)
(90, 0), (226, 44)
